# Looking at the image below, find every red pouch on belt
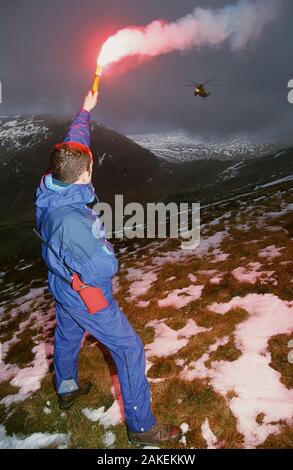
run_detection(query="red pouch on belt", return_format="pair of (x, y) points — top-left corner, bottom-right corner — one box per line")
(71, 273), (109, 314)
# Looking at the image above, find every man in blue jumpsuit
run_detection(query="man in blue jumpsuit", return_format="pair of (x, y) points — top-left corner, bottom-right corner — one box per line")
(34, 90), (181, 447)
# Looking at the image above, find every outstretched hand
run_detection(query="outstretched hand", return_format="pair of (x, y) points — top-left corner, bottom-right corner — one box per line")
(83, 90), (98, 112)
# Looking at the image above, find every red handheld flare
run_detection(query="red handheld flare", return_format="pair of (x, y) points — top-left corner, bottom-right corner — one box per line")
(92, 64), (103, 94)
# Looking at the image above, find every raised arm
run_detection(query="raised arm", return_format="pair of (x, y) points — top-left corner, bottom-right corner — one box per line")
(64, 91), (98, 147)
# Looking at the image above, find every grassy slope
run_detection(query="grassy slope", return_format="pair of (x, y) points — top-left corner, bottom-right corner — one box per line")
(0, 180), (292, 449)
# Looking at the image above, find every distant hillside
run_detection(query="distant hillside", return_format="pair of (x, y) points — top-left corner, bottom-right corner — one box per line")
(129, 132), (278, 162)
(0, 113), (292, 218)
(164, 147), (293, 204)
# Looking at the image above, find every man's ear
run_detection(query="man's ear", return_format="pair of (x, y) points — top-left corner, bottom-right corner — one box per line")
(84, 170), (91, 183)
(75, 169), (89, 184)
(84, 165), (92, 183)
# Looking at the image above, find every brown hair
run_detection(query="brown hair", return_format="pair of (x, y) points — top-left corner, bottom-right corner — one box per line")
(50, 142), (92, 183)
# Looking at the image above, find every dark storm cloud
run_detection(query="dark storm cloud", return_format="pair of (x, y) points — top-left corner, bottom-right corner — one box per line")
(0, 0), (292, 144)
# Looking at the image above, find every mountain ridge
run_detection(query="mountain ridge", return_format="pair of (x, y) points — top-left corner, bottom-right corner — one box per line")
(0, 114), (292, 215)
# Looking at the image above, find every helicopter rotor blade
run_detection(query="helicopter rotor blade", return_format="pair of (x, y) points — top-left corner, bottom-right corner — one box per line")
(185, 80), (199, 85)
(204, 82), (224, 87)
(203, 79), (216, 85)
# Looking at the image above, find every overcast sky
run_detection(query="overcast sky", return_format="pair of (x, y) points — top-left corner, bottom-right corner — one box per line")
(0, 0), (292, 143)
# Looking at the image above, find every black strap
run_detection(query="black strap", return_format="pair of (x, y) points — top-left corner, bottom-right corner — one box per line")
(33, 228), (72, 285)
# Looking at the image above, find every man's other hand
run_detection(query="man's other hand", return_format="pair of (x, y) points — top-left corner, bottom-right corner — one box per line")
(83, 90), (98, 112)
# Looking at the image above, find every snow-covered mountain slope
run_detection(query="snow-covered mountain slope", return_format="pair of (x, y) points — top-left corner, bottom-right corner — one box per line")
(0, 116), (51, 155)
(128, 132), (277, 162)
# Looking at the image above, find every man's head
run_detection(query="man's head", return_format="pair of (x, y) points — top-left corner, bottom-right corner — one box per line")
(50, 142), (93, 184)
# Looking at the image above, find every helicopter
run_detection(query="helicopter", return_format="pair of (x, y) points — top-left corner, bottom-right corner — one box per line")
(181, 79), (216, 99)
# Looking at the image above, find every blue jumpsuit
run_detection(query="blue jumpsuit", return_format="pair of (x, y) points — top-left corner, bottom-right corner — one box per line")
(34, 109), (156, 433)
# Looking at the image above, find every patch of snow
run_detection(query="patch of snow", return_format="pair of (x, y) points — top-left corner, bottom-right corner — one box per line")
(128, 133), (275, 163)
(210, 276), (223, 285)
(137, 300), (150, 308)
(210, 248), (229, 263)
(158, 284), (204, 309)
(273, 150), (287, 159)
(143, 445), (160, 449)
(236, 223), (251, 232)
(201, 418), (218, 449)
(150, 231), (228, 269)
(209, 211), (232, 226)
(258, 245), (284, 260)
(182, 294), (293, 448)
(82, 399), (123, 428)
(232, 262), (276, 285)
(198, 232), (228, 257)
(18, 263), (34, 271)
(259, 175), (293, 188)
(126, 268), (157, 302)
(0, 425), (69, 449)
(9, 342), (49, 395)
(217, 163), (244, 182)
(102, 431), (116, 448)
(180, 422), (189, 434)
(0, 393), (31, 406)
(14, 287), (47, 305)
(0, 299), (54, 406)
(175, 359), (186, 367)
(0, 117), (50, 153)
(146, 318), (210, 358)
(181, 336), (230, 381)
(267, 204), (293, 219)
(179, 422), (190, 446)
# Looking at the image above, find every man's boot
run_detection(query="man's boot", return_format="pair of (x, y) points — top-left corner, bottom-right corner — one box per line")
(58, 380), (92, 410)
(128, 423), (182, 447)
